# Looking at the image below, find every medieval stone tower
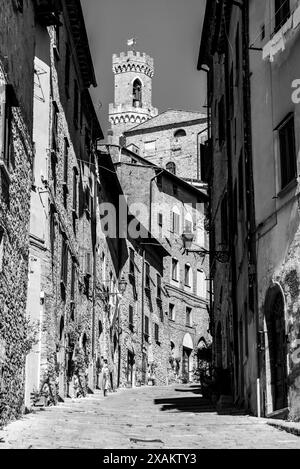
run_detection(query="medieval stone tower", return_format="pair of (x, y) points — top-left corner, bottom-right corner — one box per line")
(108, 48), (158, 144)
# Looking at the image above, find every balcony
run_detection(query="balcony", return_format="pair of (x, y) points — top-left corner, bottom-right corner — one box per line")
(33, 0), (61, 26)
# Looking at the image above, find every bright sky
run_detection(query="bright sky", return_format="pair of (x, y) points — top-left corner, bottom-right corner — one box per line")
(81, 0), (207, 136)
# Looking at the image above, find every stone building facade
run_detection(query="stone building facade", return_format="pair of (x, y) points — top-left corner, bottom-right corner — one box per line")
(0, 0), (35, 426)
(124, 110), (207, 182)
(199, 0), (300, 421)
(107, 145), (211, 386)
(25, 0), (104, 407)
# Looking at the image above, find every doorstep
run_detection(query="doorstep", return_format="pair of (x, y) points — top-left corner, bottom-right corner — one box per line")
(266, 419), (300, 437)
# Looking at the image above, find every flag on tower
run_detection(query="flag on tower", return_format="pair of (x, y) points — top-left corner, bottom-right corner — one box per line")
(127, 37), (137, 50)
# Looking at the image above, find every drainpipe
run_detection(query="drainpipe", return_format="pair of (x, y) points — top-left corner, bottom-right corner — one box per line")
(149, 170), (164, 233)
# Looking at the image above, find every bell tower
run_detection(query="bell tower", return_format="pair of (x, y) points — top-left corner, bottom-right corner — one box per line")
(108, 41), (158, 144)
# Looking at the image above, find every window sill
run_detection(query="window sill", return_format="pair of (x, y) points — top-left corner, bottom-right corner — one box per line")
(277, 178), (297, 198)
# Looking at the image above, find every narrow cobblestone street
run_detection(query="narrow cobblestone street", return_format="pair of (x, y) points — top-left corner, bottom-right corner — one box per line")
(1, 384), (300, 449)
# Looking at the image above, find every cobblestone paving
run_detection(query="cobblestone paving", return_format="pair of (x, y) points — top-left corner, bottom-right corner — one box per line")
(1, 384), (300, 449)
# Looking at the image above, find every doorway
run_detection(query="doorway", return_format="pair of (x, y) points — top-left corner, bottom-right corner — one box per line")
(265, 286), (288, 412)
(182, 347), (191, 382)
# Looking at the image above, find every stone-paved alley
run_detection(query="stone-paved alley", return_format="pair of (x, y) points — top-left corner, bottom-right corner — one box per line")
(1, 384), (300, 449)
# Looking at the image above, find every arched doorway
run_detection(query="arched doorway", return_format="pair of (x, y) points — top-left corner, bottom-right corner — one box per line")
(182, 333), (194, 382)
(265, 286), (288, 412)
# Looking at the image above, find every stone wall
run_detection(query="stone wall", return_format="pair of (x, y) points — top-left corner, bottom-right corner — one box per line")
(0, 0), (35, 425)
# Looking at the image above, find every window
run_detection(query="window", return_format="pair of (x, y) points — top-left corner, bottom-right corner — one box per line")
(174, 129), (186, 138)
(61, 236), (68, 288)
(278, 113), (297, 189)
(154, 324), (160, 344)
(185, 264), (191, 287)
(73, 80), (79, 128)
(186, 307), (192, 327)
(171, 258), (179, 282)
(85, 251), (92, 277)
(129, 248), (135, 278)
(275, 0), (290, 32)
(169, 303), (175, 321)
(145, 262), (150, 289)
(197, 270), (207, 299)
(166, 162), (176, 175)
(129, 305), (134, 329)
(133, 79), (142, 107)
(238, 152), (244, 211)
(157, 274), (162, 299)
(184, 214), (193, 234)
(144, 141), (156, 156)
(158, 212), (163, 228)
(171, 209), (180, 234)
(144, 315), (149, 338)
(218, 96), (225, 146)
(221, 192), (228, 245)
(65, 43), (71, 97)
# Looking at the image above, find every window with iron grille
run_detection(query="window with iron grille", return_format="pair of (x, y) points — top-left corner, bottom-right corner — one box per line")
(278, 113), (296, 189)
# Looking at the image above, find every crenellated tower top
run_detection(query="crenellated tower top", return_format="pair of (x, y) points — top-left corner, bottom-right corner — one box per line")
(108, 43), (158, 144)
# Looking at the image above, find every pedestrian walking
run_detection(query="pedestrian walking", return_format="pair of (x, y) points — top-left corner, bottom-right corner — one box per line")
(102, 360), (110, 397)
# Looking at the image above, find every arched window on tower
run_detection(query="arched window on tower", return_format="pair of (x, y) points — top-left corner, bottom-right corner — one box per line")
(166, 162), (176, 175)
(174, 129), (186, 139)
(133, 79), (142, 108)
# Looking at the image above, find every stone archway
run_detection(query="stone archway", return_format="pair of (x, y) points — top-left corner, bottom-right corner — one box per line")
(264, 285), (288, 413)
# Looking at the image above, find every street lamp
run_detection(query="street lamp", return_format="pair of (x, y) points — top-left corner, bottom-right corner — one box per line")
(182, 231), (230, 264)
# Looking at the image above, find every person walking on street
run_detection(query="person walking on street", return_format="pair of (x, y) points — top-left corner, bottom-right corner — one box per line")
(102, 359), (110, 397)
